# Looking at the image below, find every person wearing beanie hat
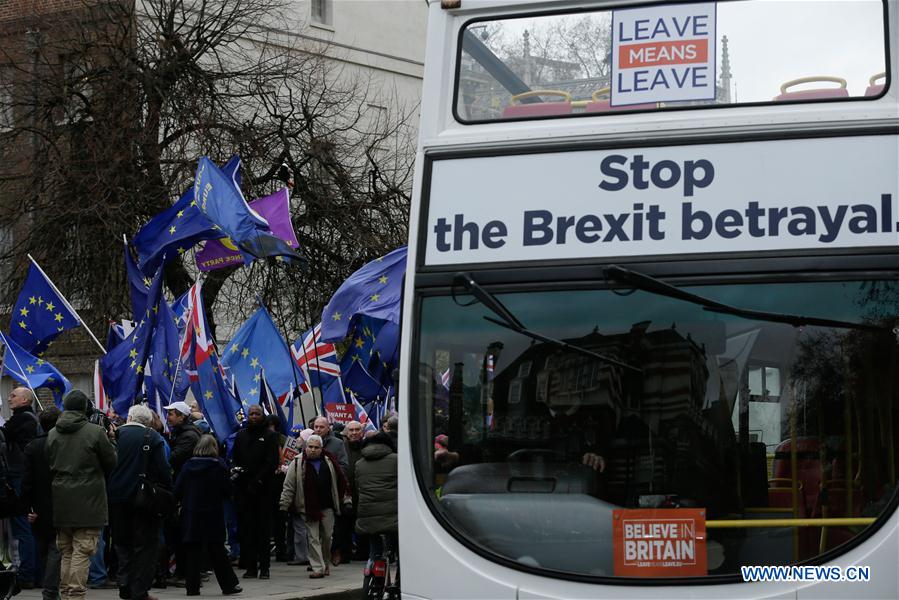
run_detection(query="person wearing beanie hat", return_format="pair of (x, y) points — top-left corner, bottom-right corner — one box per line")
(46, 389), (117, 600)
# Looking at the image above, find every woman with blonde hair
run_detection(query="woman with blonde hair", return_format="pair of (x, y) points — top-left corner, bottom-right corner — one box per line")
(174, 435), (242, 596)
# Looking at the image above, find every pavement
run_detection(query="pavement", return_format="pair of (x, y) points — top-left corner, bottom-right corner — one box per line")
(17, 560), (362, 600)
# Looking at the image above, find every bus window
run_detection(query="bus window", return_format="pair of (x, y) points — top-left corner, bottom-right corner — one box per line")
(456, 0), (887, 123)
(415, 280), (899, 578)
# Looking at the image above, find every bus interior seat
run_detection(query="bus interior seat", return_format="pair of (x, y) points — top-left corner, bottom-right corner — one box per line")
(502, 90), (572, 118)
(771, 437), (821, 513)
(865, 72), (886, 96)
(773, 76), (849, 101)
(440, 493), (616, 575)
(441, 462), (597, 496)
(585, 87), (657, 113)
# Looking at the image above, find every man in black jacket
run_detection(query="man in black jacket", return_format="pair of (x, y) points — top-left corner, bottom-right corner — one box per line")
(22, 406), (61, 600)
(164, 401), (201, 478)
(108, 404), (172, 600)
(163, 400), (201, 583)
(232, 405), (279, 580)
(5, 387), (40, 587)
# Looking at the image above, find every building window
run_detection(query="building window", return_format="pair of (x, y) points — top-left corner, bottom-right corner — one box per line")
(311, 0), (332, 25)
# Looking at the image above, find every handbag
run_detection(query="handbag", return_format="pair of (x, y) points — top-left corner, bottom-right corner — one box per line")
(132, 429), (175, 517)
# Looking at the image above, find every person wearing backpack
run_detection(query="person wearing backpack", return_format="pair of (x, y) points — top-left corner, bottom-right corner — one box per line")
(4, 387), (41, 588)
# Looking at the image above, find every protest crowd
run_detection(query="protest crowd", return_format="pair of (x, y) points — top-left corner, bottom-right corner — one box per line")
(0, 389), (399, 600)
(0, 157), (407, 600)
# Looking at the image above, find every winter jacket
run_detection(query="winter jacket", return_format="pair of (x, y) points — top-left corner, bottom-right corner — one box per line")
(354, 433), (397, 535)
(108, 423), (172, 505)
(22, 433), (53, 537)
(279, 451), (348, 518)
(4, 406), (39, 478)
(175, 457), (230, 543)
(46, 411), (117, 528)
(232, 424), (279, 497)
(169, 421), (202, 478)
(344, 439), (364, 506)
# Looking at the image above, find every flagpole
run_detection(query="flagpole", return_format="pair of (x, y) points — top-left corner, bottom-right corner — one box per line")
(26, 255), (107, 355)
(0, 333), (44, 411)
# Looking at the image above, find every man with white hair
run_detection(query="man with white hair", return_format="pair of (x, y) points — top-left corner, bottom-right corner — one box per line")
(107, 404), (172, 600)
(4, 386), (40, 588)
(332, 421), (365, 565)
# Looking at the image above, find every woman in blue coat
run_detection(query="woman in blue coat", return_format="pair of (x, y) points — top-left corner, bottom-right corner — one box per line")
(174, 435), (242, 596)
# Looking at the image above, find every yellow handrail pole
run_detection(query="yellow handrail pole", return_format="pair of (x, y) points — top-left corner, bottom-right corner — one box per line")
(789, 382), (800, 561)
(706, 517), (875, 529)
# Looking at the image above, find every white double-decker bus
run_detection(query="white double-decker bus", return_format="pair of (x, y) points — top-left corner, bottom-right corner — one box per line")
(398, 0), (899, 597)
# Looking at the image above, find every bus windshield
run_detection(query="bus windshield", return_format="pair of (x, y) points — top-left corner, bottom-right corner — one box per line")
(455, 0), (887, 122)
(414, 278), (899, 579)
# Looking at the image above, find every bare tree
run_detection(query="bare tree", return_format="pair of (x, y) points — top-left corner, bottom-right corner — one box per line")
(0, 0), (415, 344)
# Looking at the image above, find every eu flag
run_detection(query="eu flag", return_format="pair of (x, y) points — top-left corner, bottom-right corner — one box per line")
(368, 321), (399, 386)
(222, 306), (305, 406)
(339, 316), (384, 373)
(99, 266), (164, 415)
(124, 240), (151, 323)
(342, 360), (387, 404)
(10, 261), (81, 355)
(133, 156), (241, 274)
(0, 331), (71, 406)
(190, 345), (243, 444)
(151, 295), (188, 405)
(320, 246), (407, 343)
(194, 157), (300, 262)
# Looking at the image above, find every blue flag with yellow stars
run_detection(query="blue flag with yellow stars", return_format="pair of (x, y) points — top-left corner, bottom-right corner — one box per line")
(342, 360), (388, 404)
(222, 306), (304, 406)
(189, 346), (243, 444)
(99, 266), (165, 415)
(367, 321), (400, 386)
(133, 156), (241, 275)
(124, 240), (151, 323)
(339, 315), (385, 373)
(193, 157), (300, 263)
(151, 293), (189, 405)
(0, 331), (71, 407)
(9, 262), (81, 356)
(320, 246), (407, 343)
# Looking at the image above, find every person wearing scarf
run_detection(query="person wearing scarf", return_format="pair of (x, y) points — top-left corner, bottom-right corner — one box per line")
(279, 434), (349, 578)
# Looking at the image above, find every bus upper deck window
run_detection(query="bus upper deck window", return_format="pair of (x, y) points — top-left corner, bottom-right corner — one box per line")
(455, 1), (888, 124)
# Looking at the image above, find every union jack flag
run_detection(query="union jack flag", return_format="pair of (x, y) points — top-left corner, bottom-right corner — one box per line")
(291, 323), (340, 389)
(179, 282), (212, 367)
(440, 368), (450, 390)
(93, 360), (107, 415)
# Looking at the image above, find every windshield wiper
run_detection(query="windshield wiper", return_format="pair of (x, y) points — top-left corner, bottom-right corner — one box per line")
(453, 272), (641, 373)
(604, 265), (886, 333)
